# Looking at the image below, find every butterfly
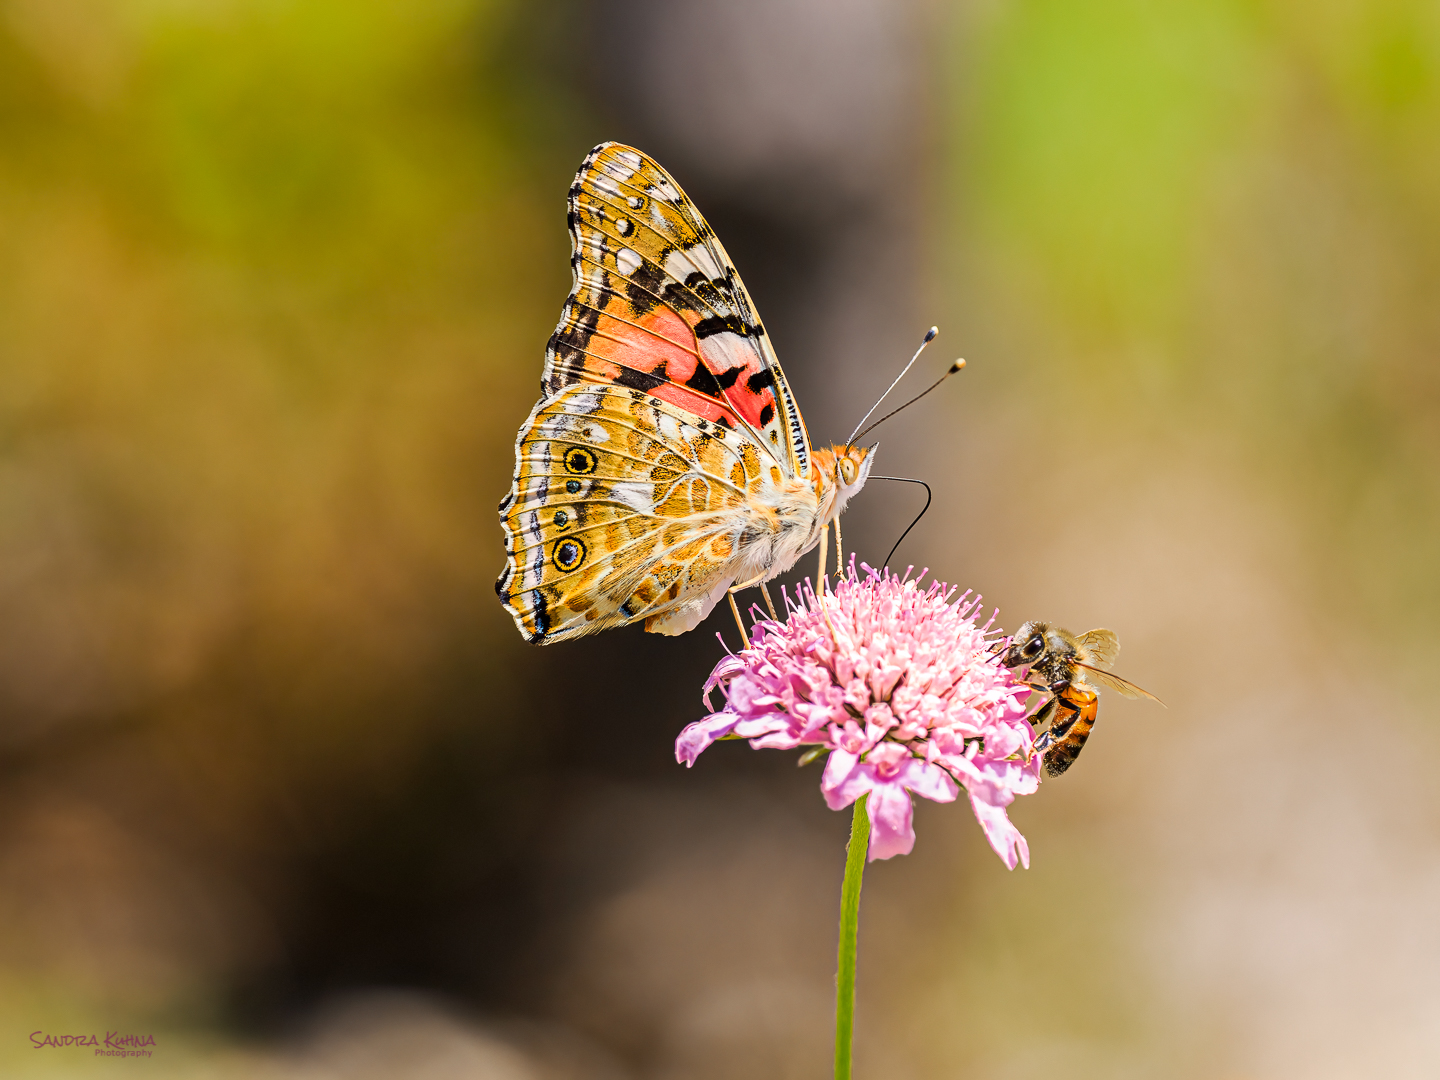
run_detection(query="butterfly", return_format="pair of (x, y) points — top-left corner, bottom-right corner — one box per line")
(496, 143), (878, 645)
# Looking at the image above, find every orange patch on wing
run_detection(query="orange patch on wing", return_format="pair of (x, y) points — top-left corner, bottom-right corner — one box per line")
(583, 300), (743, 429)
(723, 369), (776, 431)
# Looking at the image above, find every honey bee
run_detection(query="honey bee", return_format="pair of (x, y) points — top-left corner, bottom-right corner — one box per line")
(1001, 622), (1163, 777)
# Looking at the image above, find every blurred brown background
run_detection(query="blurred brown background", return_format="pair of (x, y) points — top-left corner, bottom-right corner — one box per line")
(2, 1), (1438, 1077)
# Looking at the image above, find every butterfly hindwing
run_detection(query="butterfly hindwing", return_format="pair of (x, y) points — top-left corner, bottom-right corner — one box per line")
(543, 143), (811, 479)
(497, 383), (780, 644)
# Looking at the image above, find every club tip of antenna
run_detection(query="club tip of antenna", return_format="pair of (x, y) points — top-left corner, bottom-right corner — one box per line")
(949, 358), (966, 373)
(923, 326), (938, 343)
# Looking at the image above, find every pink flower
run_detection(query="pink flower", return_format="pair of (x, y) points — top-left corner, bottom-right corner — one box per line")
(677, 563), (1041, 868)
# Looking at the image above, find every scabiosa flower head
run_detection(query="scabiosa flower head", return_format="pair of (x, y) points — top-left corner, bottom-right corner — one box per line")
(677, 563), (1041, 868)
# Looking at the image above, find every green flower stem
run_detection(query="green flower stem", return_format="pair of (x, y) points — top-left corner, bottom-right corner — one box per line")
(835, 793), (870, 1080)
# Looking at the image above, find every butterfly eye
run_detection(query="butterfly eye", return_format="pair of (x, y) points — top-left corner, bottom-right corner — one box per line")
(839, 459), (857, 485)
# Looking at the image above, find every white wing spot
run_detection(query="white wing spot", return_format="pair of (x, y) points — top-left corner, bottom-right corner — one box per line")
(608, 481), (653, 515)
(698, 332), (758, 380)
(627, 196), (643, 209)
(658, 412), (685, 444)
(664, 244), (722, 285)
(616, 149), (642, 169)
(616, 248), (642, 276)
(607, 157), (637, 183)
(617, 218), (633, 237)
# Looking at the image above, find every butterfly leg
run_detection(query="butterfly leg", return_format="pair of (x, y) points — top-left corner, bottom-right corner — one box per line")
(834, 515), (844, 575)
(727, 591), (750, 650)
(817, 521), (829, 590)
(725, 571), (774, 647)
(814, 523), (838, 638)
(728, 574), (779, 622)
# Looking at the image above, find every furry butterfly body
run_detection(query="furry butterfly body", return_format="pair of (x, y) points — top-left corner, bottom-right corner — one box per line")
(497, 144), (874, 644)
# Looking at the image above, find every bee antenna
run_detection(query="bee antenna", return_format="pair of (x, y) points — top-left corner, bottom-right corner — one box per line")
(854, 358), (966, 444)
(846, 327), (937, 446)
(869, 475), (932, 569)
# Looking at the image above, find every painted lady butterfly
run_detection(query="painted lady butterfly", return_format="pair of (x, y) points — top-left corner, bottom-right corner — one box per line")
(497, 143), (876, 644)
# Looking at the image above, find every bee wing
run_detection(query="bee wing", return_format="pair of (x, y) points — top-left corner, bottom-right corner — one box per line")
(1075, 662), (1165, 705)
(1075, 629), (1120, 668)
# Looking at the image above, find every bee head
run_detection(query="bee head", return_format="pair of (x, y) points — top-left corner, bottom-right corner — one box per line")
(1003, 621), (1050, 669)
(1002, 620), (1078, 688)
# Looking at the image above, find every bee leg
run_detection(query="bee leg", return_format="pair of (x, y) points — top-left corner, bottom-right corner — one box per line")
(1030, 696), (1059, 730)
(1027, 696), (1059, 758)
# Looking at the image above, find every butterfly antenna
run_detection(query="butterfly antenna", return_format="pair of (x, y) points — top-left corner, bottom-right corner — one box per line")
(870, 476), (932, 570)
(854, 359), (966, 444)
(846, 326), (938, 446)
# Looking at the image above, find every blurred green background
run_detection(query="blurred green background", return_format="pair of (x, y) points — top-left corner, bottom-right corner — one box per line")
(2, 1), (1438, 1077)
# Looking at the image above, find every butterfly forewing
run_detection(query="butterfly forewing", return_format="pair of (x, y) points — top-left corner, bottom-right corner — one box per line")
(543, 144), (810, 478)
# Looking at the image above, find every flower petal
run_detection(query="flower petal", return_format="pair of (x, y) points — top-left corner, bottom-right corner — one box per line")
(866, 783), (916, 860)
(675, 710), (741, 766)
(822, 750), (874, 810)
(969, 793), (1030, 870)
(899, 758), (960, 804)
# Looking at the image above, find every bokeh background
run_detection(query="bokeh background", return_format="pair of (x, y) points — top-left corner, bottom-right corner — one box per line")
(3, 1), (1439, 1077)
